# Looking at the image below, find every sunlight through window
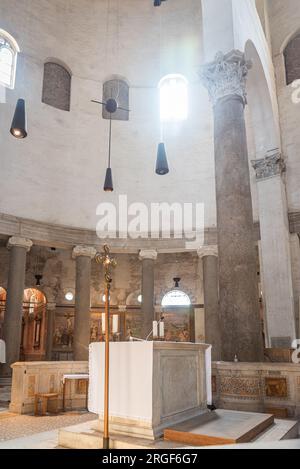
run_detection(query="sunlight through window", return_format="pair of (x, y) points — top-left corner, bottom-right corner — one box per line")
(159, 74), (188, 122)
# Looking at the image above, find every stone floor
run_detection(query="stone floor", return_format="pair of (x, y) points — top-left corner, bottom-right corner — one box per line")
(0, 410), (97, 444)
(0, 415), (299, 449)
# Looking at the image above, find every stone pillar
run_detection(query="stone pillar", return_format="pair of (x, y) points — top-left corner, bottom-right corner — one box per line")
(201, 51), (264, 361)
(46, 302), (56, 361)
(252, 152), (296, 348)
(72, 245), (96, 360)
(198, 246), (221, 360)
(2, 237), (32, 376)
(139, 250), (157, 339)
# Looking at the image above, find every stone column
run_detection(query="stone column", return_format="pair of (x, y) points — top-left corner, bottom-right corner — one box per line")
(46, 302), (56, 361)
(139, 250), (157, 339)
(252, 152), (296, 348)
(72, 245), (96, 360)
(201, 51), (263, 361)
(198, 246), (221, 360)
(2, 237), (32, 376)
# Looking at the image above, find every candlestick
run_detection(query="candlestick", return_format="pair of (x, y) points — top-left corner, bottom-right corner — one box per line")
(153, 320), (158, 339)
(112, 315), (118, 334)
(159, 321), (164, 338)
(101, 313), (106, 333)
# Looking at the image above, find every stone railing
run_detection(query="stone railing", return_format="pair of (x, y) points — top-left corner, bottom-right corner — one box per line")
(10, 361), (88, 414)
(212, 362), (300, 418)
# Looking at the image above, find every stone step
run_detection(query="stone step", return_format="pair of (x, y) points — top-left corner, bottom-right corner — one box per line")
(164, 410), (274, 446)
(0, 378), (12, 386)
(58, 420), (184, 450)
(254, 419), (298, 442)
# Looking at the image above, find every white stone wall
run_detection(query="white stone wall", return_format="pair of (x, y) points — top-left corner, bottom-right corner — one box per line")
(268, 0), (300, 213)
(0, 0), (218, 231)
(266, 0), (300, 329)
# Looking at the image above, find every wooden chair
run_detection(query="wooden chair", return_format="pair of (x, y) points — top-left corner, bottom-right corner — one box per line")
(34, 392), (59, 416)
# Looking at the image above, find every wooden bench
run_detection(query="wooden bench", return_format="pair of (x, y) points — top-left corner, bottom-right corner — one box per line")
(34, 392), (59, 416)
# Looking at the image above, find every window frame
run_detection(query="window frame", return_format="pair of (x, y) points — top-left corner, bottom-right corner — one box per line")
(0, 30), (19, 90)
(161, 289), (191, 307)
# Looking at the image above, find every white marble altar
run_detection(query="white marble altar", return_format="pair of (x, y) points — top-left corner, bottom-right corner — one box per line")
(88, 341), (211, 440)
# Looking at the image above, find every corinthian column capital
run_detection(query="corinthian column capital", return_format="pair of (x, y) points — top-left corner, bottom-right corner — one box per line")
(200, 50), (252, 106)
(251, 151), (286, 181)
(72, 245), (97, 259)
(7, 236), (33, 252)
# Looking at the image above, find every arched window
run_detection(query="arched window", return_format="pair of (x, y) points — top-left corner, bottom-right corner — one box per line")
(159, 74), (188, 122)
(161, 290), (191, 307)
(0, 30), (19, 89)
(42, 62), (71, 111)
(284, 32), (300, 85)
(102, 78), (129, 121)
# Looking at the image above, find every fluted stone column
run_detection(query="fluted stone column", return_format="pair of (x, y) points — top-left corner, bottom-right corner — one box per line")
(198, 246), (221, 360)
(201, 51), (263, 362)
(139, 250), (157, 339)
(252, 152), (296, 348)
(72, 245), (96, 360)
(2, 237), (32, 376)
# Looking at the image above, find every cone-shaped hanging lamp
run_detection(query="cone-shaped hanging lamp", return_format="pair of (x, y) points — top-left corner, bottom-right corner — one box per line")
(103, 116), (114, 191)
(10, 98), (27, 139)
(155, 142), (169, 175)
(104, 167), (113, 192)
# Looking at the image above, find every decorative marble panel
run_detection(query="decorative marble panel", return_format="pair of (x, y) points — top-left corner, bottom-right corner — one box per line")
(219, 376), (261, 398)
(161, 355), (199, 417)
(265, 377), (288, 399)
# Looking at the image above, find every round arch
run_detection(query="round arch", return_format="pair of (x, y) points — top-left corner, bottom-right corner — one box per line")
(0, 28), (20, 52)
(161, 289), (191, 307)
(244, 39), (281, 156)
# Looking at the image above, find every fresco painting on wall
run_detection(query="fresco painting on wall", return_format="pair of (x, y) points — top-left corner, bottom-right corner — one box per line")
(53, 311), (74, 349)
(162, 307), (193, 342)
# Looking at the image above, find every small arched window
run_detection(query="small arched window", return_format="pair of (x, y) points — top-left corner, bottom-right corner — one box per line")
(102, 78), (129, 121)
(42, 62), (71, 111)
(161, 290), (191, 307)
(284, 32), (300, 85)
(0, 30), (19, 89)
(159, 74), (188, 122)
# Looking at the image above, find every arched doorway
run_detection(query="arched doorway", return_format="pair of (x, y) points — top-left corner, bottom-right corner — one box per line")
(21, 288), (47, 361)
(161, 290), (194, 342)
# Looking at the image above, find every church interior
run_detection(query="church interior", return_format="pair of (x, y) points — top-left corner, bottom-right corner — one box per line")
(1, 0), (300, 451)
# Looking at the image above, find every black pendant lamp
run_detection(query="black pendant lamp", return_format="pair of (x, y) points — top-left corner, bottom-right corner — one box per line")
(10, 98), (27, 139)
(156, 142), (169, 175)
(35, 274), (43, 286)
(91, 96), (129, 192)
(104, 116), (114, 192)
(173, 277), (181, 288)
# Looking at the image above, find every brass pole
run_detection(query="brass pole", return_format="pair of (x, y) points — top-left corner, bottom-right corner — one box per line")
(103, 279), (111, 449)
(95, 245), (116, 450)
